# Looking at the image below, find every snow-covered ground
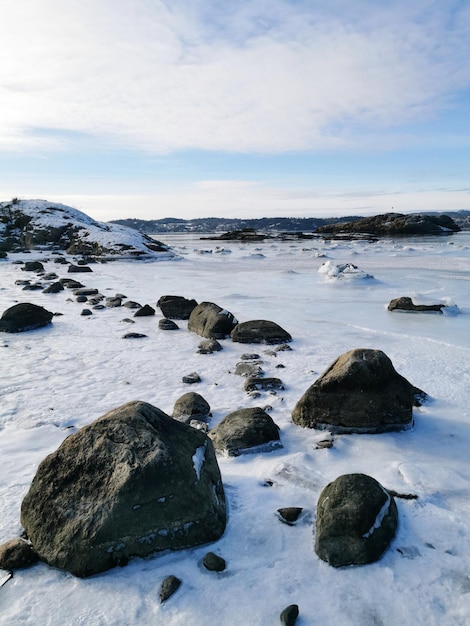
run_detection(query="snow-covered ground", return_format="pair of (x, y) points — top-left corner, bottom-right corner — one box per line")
(0, 232), (469, 625)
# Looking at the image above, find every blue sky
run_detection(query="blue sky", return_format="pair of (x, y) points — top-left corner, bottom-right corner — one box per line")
(1, 0), (470, 221)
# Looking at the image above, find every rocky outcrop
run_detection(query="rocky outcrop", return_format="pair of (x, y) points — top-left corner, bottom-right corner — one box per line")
(315, 474), (398, 567)
(0, 199), (175, 257)
(157, 295), (198, 319)
(20, 400), (226, 577)
(0, 303), (53, 333)
(209, 407), (282, 456)
(292, 348), (425, 433)
(316, 212), (460, 236)
(188, 302), (238, 339)
(231, 320), (292, 345)
(387, 297), (446, 313)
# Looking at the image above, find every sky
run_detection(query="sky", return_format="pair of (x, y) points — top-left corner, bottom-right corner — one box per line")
(1, 0), (470, 222)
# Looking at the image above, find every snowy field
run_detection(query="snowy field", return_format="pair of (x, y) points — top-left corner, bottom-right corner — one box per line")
(0, 232), (469, 625)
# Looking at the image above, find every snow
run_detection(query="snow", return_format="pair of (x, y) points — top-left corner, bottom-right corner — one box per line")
(1, 231), (470, 625)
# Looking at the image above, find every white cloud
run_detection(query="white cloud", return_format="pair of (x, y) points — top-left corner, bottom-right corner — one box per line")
(1, 0), (470, 153)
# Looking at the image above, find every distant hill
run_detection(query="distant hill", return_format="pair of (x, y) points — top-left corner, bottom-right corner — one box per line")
(111, 211), (470, 234)
(110, 215), (363, 234)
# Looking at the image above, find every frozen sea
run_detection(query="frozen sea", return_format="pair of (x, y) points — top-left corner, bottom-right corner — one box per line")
(0, 231), (469, 625)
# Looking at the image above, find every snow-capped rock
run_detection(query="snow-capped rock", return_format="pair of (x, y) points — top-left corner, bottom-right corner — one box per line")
(0, 198), (175, 258)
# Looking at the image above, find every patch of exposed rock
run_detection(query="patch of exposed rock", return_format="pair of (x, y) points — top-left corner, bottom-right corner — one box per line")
(20, 400), (226, 577)
(387, 296), (446, 313)
(292, 348), (426, 433)
(0, 303), (54, 333)
(188, 302), (238, 339)
(209, 407), (282, 456)
(231, 320), (292, 345)
(315, 474), (398, 567)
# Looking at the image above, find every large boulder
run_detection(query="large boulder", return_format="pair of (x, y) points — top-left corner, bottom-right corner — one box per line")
(188, 302), (238, 339)
(209, 407), (282, 456)
(231, 320), (292, 344)
(20, 400), (226, 577)
(0, 303), (53, 333)
(292, 348), (425, 433)
(315, 474), (398, 567)
(157, 295), (198, 319)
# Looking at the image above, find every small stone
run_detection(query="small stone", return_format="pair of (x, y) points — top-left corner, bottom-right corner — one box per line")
(0, 538), (38, 570)
(316, 439), (333, 449)
(159, 318), (179, 330)
(80, 309), (92, 316)
(202, 551), (226, 572)
(134, 304), (155, 317)
(280, 604), (299, 626)
(275, 344), (293, 352)
(76, 295), (88, 303)
(240, 353), (261, 361)
(122, 332), (148, 339)
(182, 372), (201, 384)
(159, 575), (182, 603)
(277, 507), (303, 525)
(68, 265), (93, 273)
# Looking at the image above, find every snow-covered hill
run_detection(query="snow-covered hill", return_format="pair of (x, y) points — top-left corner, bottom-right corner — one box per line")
(0, 199), (175, 258)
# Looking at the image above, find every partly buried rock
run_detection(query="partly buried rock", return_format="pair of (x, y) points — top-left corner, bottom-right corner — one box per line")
(188, 302), (238, 339)
(209, 407), (282, 456)
(20, 400), (226, 577)
(68, 264), (93, 273)
(388, 296), (446, 313)
(0, 303), (53, 333)
(0, 537), (39, 570)
(315, 474), (398, 567)
(197, 338), (223, 354)
(157, 295), (198, 319)
(292, 348), (426, 433)
(231, 320), (292, 345)
(173, 392), (211, 424)
(134, 304), (155, 317)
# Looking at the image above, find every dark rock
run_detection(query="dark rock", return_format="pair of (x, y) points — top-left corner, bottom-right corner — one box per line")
(231, 320), (292, 345)
(123, 300), (142, 309)
(292, 348), (426, 433)
(73, 288), (99, 296)
(203, 228), (269, 241)
(209, 407), (282, 456)
(159, 318), (179, 330)
(20, 400), (226, 577)
(315, 474), (398, 567)
(21, 261), (44, 272)
(43, 282), (64, 294)
(0, 250), (7, 258)
(240, 353), (261, 360)
(68, 264), (93, 273)
(15, 279), (31, 286)
(134, 304), (155, 317)
(244, 377), (284, 393)
(234, 362), (263, 377)
(315, 439), (334, 449)
(202, 551), (226, 572)
(80, 309), (92, 316)
(105, 297), (122, 308)
(61, 279), (84, 289)
(280, 604), (299, 626)
(122, 332), (148, 339)
(22, 283), (43, 291)
(0, 303), (53, 333)
(182, 372), (201, 384)
(316, 212), (460, 236)
(54, 256), (68, 264)
(188, 302), (238, 339)
(197, 339), (223, 354)
(388, 296), (445, 313)
(157, 295), (198, 319)
(277, 507), (303, 525)
(172, 392), (211, 423)
(76, 295), (88, 303)
(159, 575), (182, 603)
(43, 273), (58, 280)
(275, 344), (292, 352)
(0, 538), (39, 570)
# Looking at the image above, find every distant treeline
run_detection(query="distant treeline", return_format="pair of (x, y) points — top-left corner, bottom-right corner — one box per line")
(111, 211), (470, 234)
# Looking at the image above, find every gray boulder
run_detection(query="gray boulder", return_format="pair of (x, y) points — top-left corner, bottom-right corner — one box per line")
(231, 320), (292, 344)
(172, 392), (211, 424)
(0, 303), (53, 333)
(20, 400), (226, 577)
(315, 474), (398, 567)
(388, 296), (445, 313)
(157, 295), (198, 319)
(209, 407), (282, 456)
(188, 302), (238, 339)
(0, 537), (38, 570)
(292, 348), (425, 433)
(197, 338), (223, 354)
(134, 304), (155, 317)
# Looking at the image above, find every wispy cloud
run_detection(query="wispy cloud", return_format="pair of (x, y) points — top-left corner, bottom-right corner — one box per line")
(1, 0), (469, 154)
